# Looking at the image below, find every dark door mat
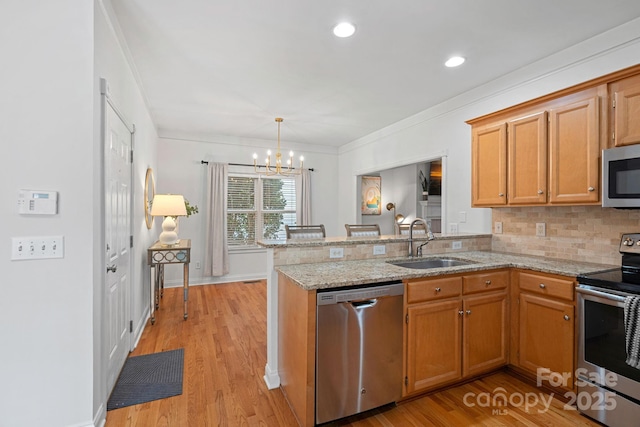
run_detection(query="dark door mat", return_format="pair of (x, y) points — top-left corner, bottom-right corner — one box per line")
(107, 348), (184, 410)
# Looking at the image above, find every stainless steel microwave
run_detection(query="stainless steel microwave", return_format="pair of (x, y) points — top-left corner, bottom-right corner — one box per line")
(603, 145), (640, 208)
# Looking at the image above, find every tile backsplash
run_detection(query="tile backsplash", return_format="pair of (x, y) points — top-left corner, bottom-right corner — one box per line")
(492, 206), (640, 265)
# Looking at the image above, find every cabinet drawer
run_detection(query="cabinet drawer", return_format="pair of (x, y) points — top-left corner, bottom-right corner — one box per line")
(407, 277), (462, 304)
(518, 271), (574, 301)
(463, 270), (509, 295)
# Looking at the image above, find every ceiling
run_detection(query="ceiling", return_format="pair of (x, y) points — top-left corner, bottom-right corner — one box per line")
(107, 0), (640, 148)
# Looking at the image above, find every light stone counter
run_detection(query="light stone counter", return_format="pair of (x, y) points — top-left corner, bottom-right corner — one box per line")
(276, 251), (618, 290)
(257, 232), (491, 248)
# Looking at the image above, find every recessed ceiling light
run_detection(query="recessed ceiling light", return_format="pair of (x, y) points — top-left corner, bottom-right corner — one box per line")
(333, 22), (356, 38)
(445, 56), (465, 67)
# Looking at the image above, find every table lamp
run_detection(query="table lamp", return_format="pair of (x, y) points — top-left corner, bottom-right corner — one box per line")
(151, 194), (187, 245)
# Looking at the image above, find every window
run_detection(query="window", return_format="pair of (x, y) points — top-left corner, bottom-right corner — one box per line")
(227, 175), (297, 246)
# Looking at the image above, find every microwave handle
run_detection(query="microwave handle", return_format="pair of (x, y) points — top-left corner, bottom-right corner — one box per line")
(576, 286), (628, 303)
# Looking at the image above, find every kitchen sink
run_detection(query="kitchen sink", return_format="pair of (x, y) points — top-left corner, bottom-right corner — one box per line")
(388, 258), (475, 269)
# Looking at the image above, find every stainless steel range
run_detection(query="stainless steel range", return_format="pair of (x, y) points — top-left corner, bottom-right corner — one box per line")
(576, 233), (640, 427)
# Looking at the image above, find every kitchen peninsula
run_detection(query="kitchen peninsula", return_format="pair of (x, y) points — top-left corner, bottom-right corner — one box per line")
(258, 234), (616, 426)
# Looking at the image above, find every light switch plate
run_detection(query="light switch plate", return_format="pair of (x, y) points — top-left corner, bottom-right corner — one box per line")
(11, 236), (64, 260)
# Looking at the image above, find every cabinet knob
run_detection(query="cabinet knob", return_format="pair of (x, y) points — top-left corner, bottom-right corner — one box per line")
(435, 287), (441, 293)
(466, 310), (472, 315)
(498, 193), (504, 197)
(459, 310), (464, 316)
(485, 280), (492, 285)
(538, 190), (544, 195)
(107, 264), (117, 273)
(588, 187), (595, 192)
(539, 283), (546, 289)
(564, 314), (570, 321)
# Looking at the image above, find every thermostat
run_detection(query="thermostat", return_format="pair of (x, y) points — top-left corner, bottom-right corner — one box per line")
(18, 190), (58, 215)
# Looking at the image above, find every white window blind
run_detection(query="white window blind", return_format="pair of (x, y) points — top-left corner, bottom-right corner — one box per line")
(227, 175), (297, 246)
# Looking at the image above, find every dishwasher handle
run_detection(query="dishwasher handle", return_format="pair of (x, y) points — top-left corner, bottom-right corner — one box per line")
(350, 299), (377, 309)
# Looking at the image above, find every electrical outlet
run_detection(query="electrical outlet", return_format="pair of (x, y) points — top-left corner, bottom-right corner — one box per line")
(195, 261), (201, 269)
(536, 222), (546, 237)
(449, 223), (458, 234)
(494, 221), (503, 234)
(373, 245), (386, 255)
(452, 241), (462, 250)
(329, 247), (344, 258)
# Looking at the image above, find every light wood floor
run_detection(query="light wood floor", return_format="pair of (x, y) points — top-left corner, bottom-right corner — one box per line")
(105, 281), (601, 427)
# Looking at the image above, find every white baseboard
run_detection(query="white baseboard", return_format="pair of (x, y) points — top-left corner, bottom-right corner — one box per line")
(264, 363), (281, 389)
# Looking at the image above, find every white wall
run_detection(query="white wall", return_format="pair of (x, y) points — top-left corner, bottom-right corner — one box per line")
(156, 134), (339, 285)
(0, 2), (158, 426)
(0, 2), (95, 426)
(338, 18), (640, 235)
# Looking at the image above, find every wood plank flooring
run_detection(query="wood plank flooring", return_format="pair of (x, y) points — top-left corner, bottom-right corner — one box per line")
(105, 281), (600, 427)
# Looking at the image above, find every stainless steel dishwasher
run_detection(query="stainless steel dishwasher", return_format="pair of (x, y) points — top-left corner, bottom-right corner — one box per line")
(315, 281), (404, 424)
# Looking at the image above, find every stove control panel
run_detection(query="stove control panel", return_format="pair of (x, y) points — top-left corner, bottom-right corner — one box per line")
(620, 233), (640, 254)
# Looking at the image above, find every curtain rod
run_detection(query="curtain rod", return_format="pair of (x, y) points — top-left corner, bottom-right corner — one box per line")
(200, 160), (314, 172)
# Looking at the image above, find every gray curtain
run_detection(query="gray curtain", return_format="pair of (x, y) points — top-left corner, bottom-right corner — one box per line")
(204, 162), (229, 276)
(296, 168), (311, 225)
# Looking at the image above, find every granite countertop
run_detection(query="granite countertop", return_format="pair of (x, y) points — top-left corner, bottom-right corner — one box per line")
(257, 232), (491, 248)
(275, 251), (619, 291)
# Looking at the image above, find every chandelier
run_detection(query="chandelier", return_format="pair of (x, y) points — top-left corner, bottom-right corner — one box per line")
(253, 118), (304, 176)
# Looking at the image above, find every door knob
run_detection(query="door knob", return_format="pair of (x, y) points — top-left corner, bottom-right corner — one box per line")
(107, 264), (117, 273)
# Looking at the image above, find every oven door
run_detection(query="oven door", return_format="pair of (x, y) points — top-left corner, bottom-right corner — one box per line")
(577, 286), (640, 401)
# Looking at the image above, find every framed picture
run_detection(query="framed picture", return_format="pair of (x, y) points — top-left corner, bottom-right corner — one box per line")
(361, 176), (381, 215)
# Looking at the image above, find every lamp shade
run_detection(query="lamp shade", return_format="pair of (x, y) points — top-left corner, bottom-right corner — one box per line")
(150, 194), (187, 217)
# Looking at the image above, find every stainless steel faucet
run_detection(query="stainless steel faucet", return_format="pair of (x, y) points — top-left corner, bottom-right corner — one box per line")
(408, 218), (435, 257)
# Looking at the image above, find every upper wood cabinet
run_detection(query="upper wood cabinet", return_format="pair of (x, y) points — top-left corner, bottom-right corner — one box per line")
(508, 112), (547, 205)
(469, 90), (603, 207)
(548, 96), (600, 203)
(610, 73), (640, 147)
(471, 122), (507, 206)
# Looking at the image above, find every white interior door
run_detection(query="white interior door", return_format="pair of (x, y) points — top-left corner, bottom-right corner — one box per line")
(105, 99), (132, 394)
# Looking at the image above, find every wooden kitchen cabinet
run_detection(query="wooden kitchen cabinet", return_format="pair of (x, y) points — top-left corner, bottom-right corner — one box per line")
(468, 72), (611, 207)
(513, 270), (575, 392)
(471, 122), (507, 206)
(406, 298), (462, 393)
(463, 291), (508, 377)
(507, 111), (548, 205)
(548, 96), (600, 204)
(405, 270), (508, 395)
(610, 73), (640, 147)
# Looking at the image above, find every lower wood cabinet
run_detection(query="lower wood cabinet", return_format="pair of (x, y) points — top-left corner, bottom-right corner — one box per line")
(404, 270), (509, 395)
(513, 270), (575, 392)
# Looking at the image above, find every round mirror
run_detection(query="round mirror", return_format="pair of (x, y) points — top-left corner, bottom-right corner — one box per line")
(144, 168), (155, 229)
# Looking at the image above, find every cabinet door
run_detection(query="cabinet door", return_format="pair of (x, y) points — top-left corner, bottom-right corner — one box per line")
(406, 300), (462, 394)
(519, 293), (574, 391)
(508, 112), (548, 205)
(472, 122), (507, 206)
(611, 74), (640, 147)
(548, 97), (600, 204)
(463, 292), (508, 377)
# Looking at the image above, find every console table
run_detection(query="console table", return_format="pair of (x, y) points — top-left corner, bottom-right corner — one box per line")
(147, 239), (190, 324)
